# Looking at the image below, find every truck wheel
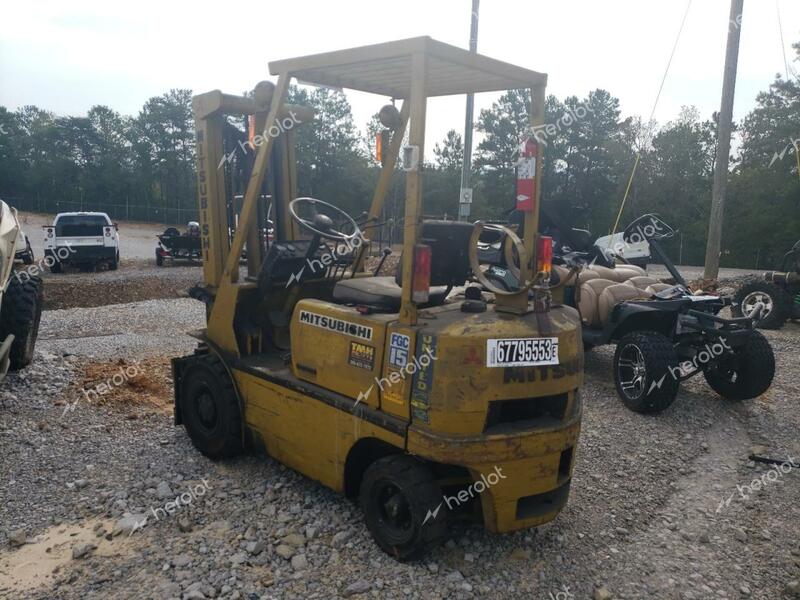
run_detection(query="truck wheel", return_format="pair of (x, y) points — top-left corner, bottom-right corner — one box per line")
(109, 252), (119, 271)
(359, 455), (446, 561)
(731, 280), (790, 329)
(156, 250), (164, 267)
(0, 275), (43, 370)
(49, 257), (62, 274)
(613, 332), (679, 414)
(178, 354), (242, 459)
(703, 330), (774, 400)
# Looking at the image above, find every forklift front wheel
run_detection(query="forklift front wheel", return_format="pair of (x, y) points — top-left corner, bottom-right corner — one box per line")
(359, 455), (447, 561)
(178, 354), (242, 459)
(613, 332), (680, 414)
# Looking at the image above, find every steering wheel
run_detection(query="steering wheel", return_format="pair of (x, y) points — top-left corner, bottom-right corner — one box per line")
(469, 222), (533, 295)
(289, 197), (362, 242)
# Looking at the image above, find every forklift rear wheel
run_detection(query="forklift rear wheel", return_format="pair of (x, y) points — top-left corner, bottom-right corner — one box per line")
(359, 455), (446, 561)
(179, 354), (242, 459)
(703, 330), (775, 401)
(613, 332), (680, 414)
(731, 280), (791, 329)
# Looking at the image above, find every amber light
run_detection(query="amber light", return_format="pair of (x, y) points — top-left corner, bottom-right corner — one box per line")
(537, 235), (553, 276)
(412, 244), (431, 303)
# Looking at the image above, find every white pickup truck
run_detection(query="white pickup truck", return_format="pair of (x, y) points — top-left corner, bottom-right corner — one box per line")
(43, 212), (120, 272)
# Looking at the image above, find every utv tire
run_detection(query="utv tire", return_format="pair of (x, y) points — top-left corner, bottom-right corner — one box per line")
(360, 454), (446, 561)
(156, 250), (164, 267)
(178, 353), (242, 459)
(731, 280), (791, 329)
(613, 332), (680, 414)
(0, 274), (43, 370)
(703, 330), (775, 401)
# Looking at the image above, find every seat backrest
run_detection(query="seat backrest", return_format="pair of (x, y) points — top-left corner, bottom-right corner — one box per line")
(578, 278), (617, 328)
(625, 276), (659, 290)
(598, 284), (650, 327)
(396, 220), (474, 288)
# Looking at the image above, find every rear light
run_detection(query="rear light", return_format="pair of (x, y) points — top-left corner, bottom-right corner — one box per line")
(412, 244), (431, 303)
(46, 228), (53, 238)
(537, 235), (553, 276)
(104, 227), (111, 237)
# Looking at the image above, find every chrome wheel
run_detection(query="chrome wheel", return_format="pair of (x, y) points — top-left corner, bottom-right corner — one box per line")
(741, 290), (773, 318)
(617, 343), (647, 400)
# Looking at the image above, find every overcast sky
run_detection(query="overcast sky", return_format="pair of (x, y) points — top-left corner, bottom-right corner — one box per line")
(1, 0), (798, 148)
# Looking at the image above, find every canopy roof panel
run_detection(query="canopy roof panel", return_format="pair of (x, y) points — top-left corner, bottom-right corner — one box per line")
(268, 36), (546, 98)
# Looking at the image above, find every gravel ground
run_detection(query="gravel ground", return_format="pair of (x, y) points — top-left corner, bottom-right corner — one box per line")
(1, 280), (799, 599)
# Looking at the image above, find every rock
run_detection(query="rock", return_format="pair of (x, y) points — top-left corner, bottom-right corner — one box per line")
(785, 581), (800, 598)
(275, 544), (294, 560)
(734, 528), (748, 543)
(445, 570), (464, 583)
(73, 478), (89, 489)
(72, 543), (96, 559)
(156, 481), (173, 499)
(172, 554), (191, 567)
(594, 586), (613, 600)
(331, 530), (351, 547)
(291, 554), (307, 571)
(343, 579), (371, 597)
(229, 552), (247, 566)
(183, 591), (206, 600)
(282, 533), (306, 547)
(510, 548), (531, 560)
(177, 516), (192, 532)
(8, 529), (27, 546)
(113, 514), (148, 536)
(246, 541), (266, 556)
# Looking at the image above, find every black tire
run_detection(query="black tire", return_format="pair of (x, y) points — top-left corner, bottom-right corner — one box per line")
(49, 255), (62, 274)
(703, 330), (775, 400)
(156, 250), (164, 267)
(359, 454), (446, 561)
(109, 252), (119, 271)
(613, 332), (680, 414)
(0, 274), (43, 370)
(731, 280), (791, 329)
(21, 240), (34, 265)
(178, 354), (242, 459)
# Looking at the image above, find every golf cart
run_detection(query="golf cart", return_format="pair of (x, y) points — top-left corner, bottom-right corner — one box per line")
(732, 239), (800, 329)
(156, 222), (202, 266)
(480, 213), (775, 413)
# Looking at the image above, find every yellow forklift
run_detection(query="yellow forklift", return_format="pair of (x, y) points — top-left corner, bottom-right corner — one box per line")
(174, 37), (584, 560)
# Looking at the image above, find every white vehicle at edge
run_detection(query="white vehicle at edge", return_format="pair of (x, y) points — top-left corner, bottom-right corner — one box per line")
(43, 212), (120, 272)
(0, 198), (44, 379)
(594, 231), (651, 268)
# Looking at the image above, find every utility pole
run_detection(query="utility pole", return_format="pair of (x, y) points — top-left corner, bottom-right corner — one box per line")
(458, 0), (480, 222)
(704, 0), (743, 279)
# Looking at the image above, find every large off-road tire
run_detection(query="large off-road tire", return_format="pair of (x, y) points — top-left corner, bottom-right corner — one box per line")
(178, 353), (242, 459)
(703, 330), (775, 401)
(0, 274), (43, 370)
(731, 280), (791, 329)
(359, 454), (447, 561)
(613, 332), (680, 414)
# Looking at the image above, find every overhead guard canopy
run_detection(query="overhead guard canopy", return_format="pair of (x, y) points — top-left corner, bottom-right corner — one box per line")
(268, 36), (547, 98)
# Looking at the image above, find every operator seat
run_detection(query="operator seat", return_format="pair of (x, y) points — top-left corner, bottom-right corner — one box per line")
(333, 220), (474, 311)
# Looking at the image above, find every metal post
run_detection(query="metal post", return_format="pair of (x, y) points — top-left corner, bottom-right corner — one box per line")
(458, 0), (479, 222)
(703, 0), (743, 279)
